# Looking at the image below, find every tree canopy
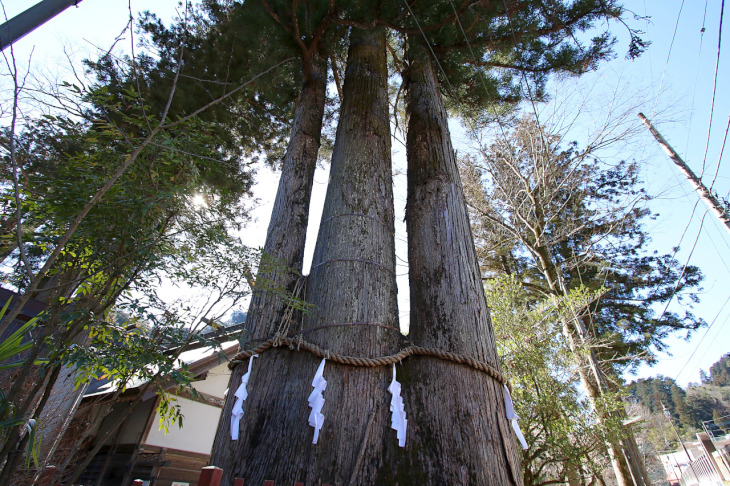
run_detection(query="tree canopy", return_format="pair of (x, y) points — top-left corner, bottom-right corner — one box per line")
(462, 116), (704, 371)
(0, 0), (658, 483)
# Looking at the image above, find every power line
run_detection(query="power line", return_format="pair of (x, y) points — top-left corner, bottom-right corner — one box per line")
(640, 113), (730, 232)
(675, 292), (730, 382)
(710, 113), (730, 191)
(446, 1), (716, 336)
(498, 0), (546, 132)
(683, 0), (709, 156)
(704, 213), (730, 271)
(444, 0), (514, 141)
(643, 0), (656, 103)
(700, 0), (726, 178)
(655, 207), (707, 325)
(652, 0), (686, 117)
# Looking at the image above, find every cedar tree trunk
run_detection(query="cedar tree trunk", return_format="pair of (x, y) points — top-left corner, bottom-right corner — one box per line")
(241, 54), (328, 340)
(210, 28), (401, 485)
(391, 37), (523, 485)
(209, 54), (327, 483)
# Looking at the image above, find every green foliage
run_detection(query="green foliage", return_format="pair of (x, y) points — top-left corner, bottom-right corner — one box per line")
(0, 0), (648, 478)
(156, 394), (183, 434)
(137, 0), (313, 167)
(0, 300), (43, 468)
(0, 11), (272, 470)
(486, 276), (620, 485)
(146, 0), (640, 162)
(629, 367), (730, 448)
(709, 353), (730, 387)
(463, 117), (704, 372)
(387, 0), (643, 123)
(0, 300), (44, 370)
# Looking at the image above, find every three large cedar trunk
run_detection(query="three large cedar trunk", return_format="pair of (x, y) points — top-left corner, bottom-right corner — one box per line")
(210, 28), (522, 485)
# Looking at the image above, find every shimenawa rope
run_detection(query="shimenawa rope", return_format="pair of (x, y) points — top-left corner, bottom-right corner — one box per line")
(229, 335), (510, 390)
(235, 275), (509, 389)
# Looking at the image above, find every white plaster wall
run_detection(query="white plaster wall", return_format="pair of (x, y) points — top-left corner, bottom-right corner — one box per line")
(143, 396), (222, 454)
(191, 363), (230, 398)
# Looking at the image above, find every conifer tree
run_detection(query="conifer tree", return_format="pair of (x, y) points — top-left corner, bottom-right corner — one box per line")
(389, 0), (644, 482)
(460, 117), (705, 485)
(192, 1), (647, 484)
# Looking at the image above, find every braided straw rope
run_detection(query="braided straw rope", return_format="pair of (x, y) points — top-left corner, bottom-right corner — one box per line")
(229, 336), (510, 390)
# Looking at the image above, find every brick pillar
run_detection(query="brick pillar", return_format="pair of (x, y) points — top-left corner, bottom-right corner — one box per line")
(199, 466), (224, 486)
(131, 481), (144, 486)
(233, 479), (244, 486)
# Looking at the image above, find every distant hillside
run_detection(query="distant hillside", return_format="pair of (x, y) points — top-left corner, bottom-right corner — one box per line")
(629, 353), (730, 447)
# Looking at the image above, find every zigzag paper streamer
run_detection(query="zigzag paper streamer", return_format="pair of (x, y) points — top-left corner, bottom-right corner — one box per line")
(308, 358), (327, 444)
(387, 364), (407, 447)
(503, 384), (528, 450)
(230, 355), (257, 440)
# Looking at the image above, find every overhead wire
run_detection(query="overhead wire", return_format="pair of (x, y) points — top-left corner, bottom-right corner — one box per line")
(428, 1), (723, 366)
(643, 0), (656, 103)
(652, 0), (685, 118)
(444, 0), (553, 176)
(450, 0), (614, 339)
(497, 0), (548, 133)
(674, 292), (730, 382)
(705, 212), (730, 264)
(400, 0), (532, 335)
(399, 0), (452, 91)
(640, 2), (730, 365)
(677, 3), (730, 378)
(655, 207), (707, 325)
(683, 0), (709, 157)
(700, 0), (726, 178)
(711, 113), (730, 191)
(445, 0), (574, 269)
(443, 0), (514, 141)
(445, 0), (643, 293)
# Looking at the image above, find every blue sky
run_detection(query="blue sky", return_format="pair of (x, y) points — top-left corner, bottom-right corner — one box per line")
(610, 0), (730, 386)
(1, 0), (727, 387)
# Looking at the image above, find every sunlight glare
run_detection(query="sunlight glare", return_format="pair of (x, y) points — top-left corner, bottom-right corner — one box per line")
(192, 193), (207, 208)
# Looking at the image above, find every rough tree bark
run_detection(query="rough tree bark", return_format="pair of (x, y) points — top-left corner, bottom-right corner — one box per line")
(390, 37), (523, 484)
(236, 53), (329, 341)
(208, 53), (327, 482)
(210, 27), (401, 485)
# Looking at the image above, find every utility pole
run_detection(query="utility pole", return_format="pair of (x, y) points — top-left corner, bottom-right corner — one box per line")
(0, 0), (85, 50)
(638, 112), (730, 235)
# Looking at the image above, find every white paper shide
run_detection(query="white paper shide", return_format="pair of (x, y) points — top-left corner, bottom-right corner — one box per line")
(388, 364), (407, 447)
(503, 384), (528, 450)
(308, 358), (327, 444)
(230, 355), (257, 440)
